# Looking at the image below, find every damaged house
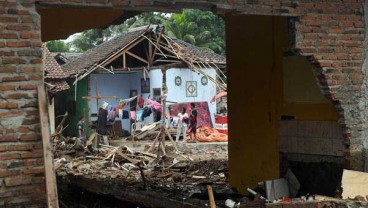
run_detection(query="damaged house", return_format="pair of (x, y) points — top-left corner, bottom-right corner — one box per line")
(3, 0), (368, 207)
(58, 25), (226, 137)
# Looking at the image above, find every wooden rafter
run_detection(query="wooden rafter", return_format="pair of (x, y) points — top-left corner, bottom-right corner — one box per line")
(150, 29), (164, 64)
(126, 51), (149, 64)
(73, 36), (147, 85)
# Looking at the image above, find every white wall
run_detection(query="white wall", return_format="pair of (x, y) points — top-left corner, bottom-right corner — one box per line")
(150, 67), (217, 126)
(90, 73), (144, 132)
(90, 67), (217, 130)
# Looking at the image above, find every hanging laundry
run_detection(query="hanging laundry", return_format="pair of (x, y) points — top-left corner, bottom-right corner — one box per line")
(141, 107), (152, 121)
(130, 111), (136, 120)
(136, 109), (144, 121)
(148, 99), (163, 111)
(118, 109), (123, 119)
(122, 110), (129, 119)
(108, 107), (117, 122)
(102, 101), (109, 110)
(138, 96), (145, 108)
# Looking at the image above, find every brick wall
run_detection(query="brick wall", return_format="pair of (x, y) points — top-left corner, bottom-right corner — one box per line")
(0, 1), (45, 207)
(35, 0), (366, 168)
(0, 0), (366, 206)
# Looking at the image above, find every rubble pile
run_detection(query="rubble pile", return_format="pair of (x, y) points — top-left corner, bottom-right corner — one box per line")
(54, 138), (231, 206)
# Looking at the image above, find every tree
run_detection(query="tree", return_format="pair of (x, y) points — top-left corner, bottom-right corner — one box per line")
(165, 9), (225, 55)
(69, 10), (225, 55)
(70, 28), (113, 52)
(46, 40), (70, 52)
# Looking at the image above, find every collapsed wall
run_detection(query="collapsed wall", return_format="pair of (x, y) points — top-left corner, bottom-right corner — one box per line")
(0, 0), (367, 206)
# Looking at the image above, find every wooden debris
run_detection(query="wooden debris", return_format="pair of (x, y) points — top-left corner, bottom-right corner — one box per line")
(38, 85), (59, 208)
(207, 185), (216, 208)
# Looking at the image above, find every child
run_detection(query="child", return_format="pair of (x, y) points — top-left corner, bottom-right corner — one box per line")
(188, 103), (198, 142)
(77, 116), (85, 145)
(176, 107), (188, 142)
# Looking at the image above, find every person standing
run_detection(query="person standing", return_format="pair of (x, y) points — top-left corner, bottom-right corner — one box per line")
(188, 103), (198, 142)
(176, 107), (188, 143)
(77, 116), (85, 145)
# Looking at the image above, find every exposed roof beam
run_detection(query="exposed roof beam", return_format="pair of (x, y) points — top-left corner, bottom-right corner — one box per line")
(126, 51), (149, 64)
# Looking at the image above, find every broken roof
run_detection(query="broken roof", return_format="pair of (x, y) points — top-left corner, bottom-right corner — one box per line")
(166, 38), (226, 65)
(63, 25), (151, 76)
(63, 25), (226, 76)
(42, 45), (70, 94)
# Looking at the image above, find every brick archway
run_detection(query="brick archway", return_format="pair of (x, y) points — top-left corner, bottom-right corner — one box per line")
(0, 0), (366, 206)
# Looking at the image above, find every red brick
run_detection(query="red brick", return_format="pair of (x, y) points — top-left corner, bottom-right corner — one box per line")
(0, 145), (6, 152)
(25, 110), (38, 116)
(21, 150), (43, 159)
(17, 127), (31, 133)
(20, 17), (34, 23)
(2, 76), (26, 82)
(19, 66), (42, 73)
(5, 176), (32, 187)
(0, 135), (17, 142)
(7, 24), (31, 31)
(8, 144), (33, 151)
(0, 170), (20, 178)
(0, 33), (17, 39)
(30, 58), (42, 64)
(24, 159), (44, 166)
(20, 32), (40, 39)
(22, 118), (39, 125)
(5, 93), (30, 99)
(0, 50), (15, 56)
(7, 41), (32, 48)
(339, 21), (354, 27)
(2, 58), (27, 64)
(0, 111), (22, 117)
(329, 29), (343, 34)
(0, 153), (20, 160)
(20, 134), (39, 141)
(0, 16), (18, 23)
(0, 102), (18, 109)
(0, 66), (16, 73)
(29, 75), (42, 80)
(23, 167), (44, 175)
(0, 85), (16, 91)
(20, 84), (37, 90)
(21, 101), (37, 108)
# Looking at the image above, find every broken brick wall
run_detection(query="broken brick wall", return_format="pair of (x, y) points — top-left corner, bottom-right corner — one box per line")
(0, 1), (45, 207)
(35, 0), (366, 170)
(0, 0), (367, 205)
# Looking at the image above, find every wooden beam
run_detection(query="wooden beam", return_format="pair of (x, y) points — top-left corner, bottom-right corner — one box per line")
(150, 30), (163, 63)
(37, 85), (59, 208)
(82, 96), (118, 99)
(126, 51), (149, 64)
(207, 185), (216, 208)
(123, 52), (126, 69)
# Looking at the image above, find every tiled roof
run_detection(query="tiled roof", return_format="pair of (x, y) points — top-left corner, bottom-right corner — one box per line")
(46, 80), (70, 95)
(63, 25), (151, 75)
(166, 37), (226, 65)
(42, 45), (70, 94)
(43, 45), (69, 79)
(63, 25), (226, 76)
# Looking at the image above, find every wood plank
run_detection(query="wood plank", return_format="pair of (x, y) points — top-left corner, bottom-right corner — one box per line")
(342, 169), (368, 199)
(38, 85), (59, 208)
(126, 51), (149, 64)
(207, 185), (216, 208)
(82, 96), (118, 99)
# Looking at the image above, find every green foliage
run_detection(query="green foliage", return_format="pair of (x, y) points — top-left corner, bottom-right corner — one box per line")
(164, 9), (225, 54)
(70, 28), (113, 52)
(46, 40), (70, 52)
(69, 10), (225, 54)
